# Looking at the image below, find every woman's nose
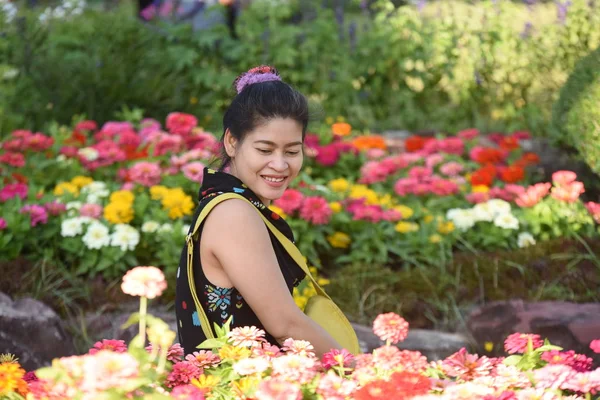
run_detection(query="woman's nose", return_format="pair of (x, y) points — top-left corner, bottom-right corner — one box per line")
(269, 155), (288, 171)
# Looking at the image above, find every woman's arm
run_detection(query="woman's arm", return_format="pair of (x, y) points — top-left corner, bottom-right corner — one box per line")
(202, 199), (342, 357)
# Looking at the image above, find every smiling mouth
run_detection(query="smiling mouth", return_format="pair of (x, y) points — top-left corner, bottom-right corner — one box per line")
(261, 175), (287, 183)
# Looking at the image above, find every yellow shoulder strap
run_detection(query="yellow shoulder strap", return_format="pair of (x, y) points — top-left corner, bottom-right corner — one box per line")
(185, 193), (330, 340)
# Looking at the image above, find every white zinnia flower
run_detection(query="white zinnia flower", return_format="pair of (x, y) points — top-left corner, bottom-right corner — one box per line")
(141, 221), (161, 233)
(472, 202), (495, 222)
(61, 217), (84, 237)
(517, 232), (536, 248)
(110, 225), (140, 251)
(446, 208), (476, 231)
(493, 213), (519, 230)
(158, 223), (173, 233)
(82, 222), (110, 249)
(77, 147), (99, 161)
(487, 199), (512, 217)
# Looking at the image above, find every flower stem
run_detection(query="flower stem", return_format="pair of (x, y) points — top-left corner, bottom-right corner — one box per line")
(139, 296), (148, 346)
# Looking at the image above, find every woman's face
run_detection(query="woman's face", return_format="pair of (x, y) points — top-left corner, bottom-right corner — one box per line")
(225, 118), (304, 206)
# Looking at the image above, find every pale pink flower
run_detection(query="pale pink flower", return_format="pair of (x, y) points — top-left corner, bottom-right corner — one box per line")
(458, 128), (479, 140)
(515, 183), (551, 208)
(20, 204), (48, 227)
(166, 360), (202, 388)
(170, 384), (206, 400)
(442, 348), (493, 381)
(80, 350), (140, 392)
(185, 350), (220, 369)
(396, 350), (429, 373)
(438, 137), (464, 155)
(590, 339), (600, 353)
(121, 182), (135, 191)
(252, 342), (283, 360)
(408, 166), (433, 180)
(300, 196), (332, 225)
(551, 181), (585, 203)
(492, 364), (531, 390)
(121, 266), (167, 299)
(44, 201), (67, 216)
(232, 357), (270, 376)
(321, 348), (354, 369)
(366, 148), (386, 159)
(316, 371), (357, 399)
(440, 161), (464, 176)
(182, 162), (205, 183)
(271, 354), (317, 384)
(426, 154), (445, 169)
(532, 364), (575, 390)
(0, 183), (28, 202)
(89, 339), (127, 355)
(273, 189), (304, 214)
(552, 170), (577, 186)
(128, 161), (162, 187)
(281, 338), (315, 358)
(561, 370), (600, 394)
(227, 326), (267, 348)
(255, 377), (302, 400)
(504, 333), (543, 354)
(466, 192), (490, 204)
(166, 112), (198, 136)
(80, 203), (103, 219)
(372, 345), (403, 369)
(372, 312), (409, 344)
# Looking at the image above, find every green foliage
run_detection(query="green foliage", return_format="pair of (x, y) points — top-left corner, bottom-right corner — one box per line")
(1, 0), (600, 135)
(551, 46), (600, 175)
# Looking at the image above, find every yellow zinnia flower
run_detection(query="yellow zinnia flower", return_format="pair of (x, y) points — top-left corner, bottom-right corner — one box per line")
(110, 190), (135, 204)
(437, 221), (455, 234)
(317, 278), (330, 286)
(393, 205), (414, 219)
(472, 185), (490, 193)
(294, 295), (308, 310)
(53, 182), (79, 197)
(161, 188), (194, 219)
(218, 345), (251, 361)
(328, 178), (350, 193)
(70, 176), (93, 189)
(329, 201), (342, 213)
(0, 362), (27, 396)
(423, 215), (434, 223)
(269, 205), (287, 219)
(349, 185), (378, 205)
(231, 377), (260, 397)
(429, 234), (442, 243)
(192, 374), (221, 391)
(395, 221), (419, 233)
(149, 185), (170, 200)
(104, 202), (134, 224)
(327, 232), (351, 249)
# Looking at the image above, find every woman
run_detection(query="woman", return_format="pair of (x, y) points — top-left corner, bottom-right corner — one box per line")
(175, 66), (342, 358)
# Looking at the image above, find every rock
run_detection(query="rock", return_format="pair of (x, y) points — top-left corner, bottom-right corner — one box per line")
(351, 323), (471, 360)
(0, 292), (76, 371)
(82, 302), (179, 345)
(467, 300), (600, 360)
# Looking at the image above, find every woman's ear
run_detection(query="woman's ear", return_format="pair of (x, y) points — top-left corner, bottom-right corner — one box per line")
(224, 129), (237, 158)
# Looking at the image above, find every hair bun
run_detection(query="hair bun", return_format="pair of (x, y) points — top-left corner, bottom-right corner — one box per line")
(234, 65), (282, 94)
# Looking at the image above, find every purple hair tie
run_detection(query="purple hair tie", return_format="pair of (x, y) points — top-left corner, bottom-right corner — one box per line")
(235, 71), (282, 94)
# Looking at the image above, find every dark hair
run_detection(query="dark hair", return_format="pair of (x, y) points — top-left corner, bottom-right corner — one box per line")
(218, 69), (309, 170)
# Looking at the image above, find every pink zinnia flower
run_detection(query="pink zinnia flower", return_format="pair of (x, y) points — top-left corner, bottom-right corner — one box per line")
(128, 161), (162, 187)
(561, 370), (600, 394)
(359, 161), (390, 184)
(482, 390), (517, 400)
(383, 208), (402, 222)
(80, 351), (140, 392)
(426, 154), (445, 169)
(585, 202), (600, 224)
(300, 196), (332, 225)
(185, 350), (220, 369)
(408, 166), (433, 179)
(255, 377), (302, 400)
(121, 266), (167, 299)
(271, 354), (317, 384)
(273, 189), (304, 214)
(440, 161), (464, 176)
(515, 183), (551, 208)
(253, 342), (283, 360)
(44, 201), (67, 216)
(438, 137), (464, 155)
(372, 312), (409, 344)
(458, 128), (479, 140)
(24, 133), (54, 152)
(590, 339), (600, 353)
(89, 339), (127, 355)
(504, 333), (543, 354)
(139, 118), (162, 142)
(166, 361), (202, 388)
(430, 177), (459, 196)
(153, 133), (185, 156)
(20, 204), (48, 227)
(466, 192), (490, 204)
(394, 177), (419, 196)
(0, 152), (26, 168)
(0, 218), (6, 230)
(146, 342), (185, 363)
(552, 170), (577, 186)
(182, 162), (205, 183)
(315, 144), (340, 166)
(0, 183), (28, 202)
(316, 371), (357, 399)
(321, 348), (354, 369)
(171, 384), (205, 400)
(441, 348), (493, 381)
(166, 112), (198, 136)
(351, 204), (384, 223)
(532, 364), (575, 391)
(227, 326), (267, 348)
(372, 345), (404, 369)
(60, 146), (79, 158)
(281, 338), (315, 358)
(396, 350), (429, 373)
(551, 181), (585, 203)
(80, 203), (103, 219)
(542, 350), (593, 372)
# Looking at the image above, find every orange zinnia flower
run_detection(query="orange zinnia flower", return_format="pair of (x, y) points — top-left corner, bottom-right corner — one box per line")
(332, 122), (352, 136)
(352, 135), (387, 151)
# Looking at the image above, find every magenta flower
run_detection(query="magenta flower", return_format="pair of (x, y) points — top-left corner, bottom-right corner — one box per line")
(504, 332), (543, 354)
(0, 183), (28, 202)
(166, 361), (202, 388)
(0, 152), (26, 168)
(89, 339), (128, 355)
(273, 189), (304, 214)
(300, 196), (332, 225)
(20, 205), (48, 227)
(315, 144), (340, 166)
(0, 218), (7, 230)
(171, 384), (205, 400)
(44, 201), (67, 216)
(321, 348), (354, 369)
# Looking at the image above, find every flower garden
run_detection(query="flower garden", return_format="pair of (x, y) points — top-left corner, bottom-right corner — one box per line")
(0, 110), (599, 398)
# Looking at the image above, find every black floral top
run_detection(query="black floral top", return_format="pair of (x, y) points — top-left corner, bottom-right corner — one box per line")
(175, 168), (305, 355)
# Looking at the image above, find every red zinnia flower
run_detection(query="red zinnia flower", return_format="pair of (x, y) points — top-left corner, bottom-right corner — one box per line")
(500, 165), (525, 183)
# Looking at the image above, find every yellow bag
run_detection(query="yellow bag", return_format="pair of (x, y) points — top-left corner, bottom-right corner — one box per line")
(186, 193), (360, 354)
